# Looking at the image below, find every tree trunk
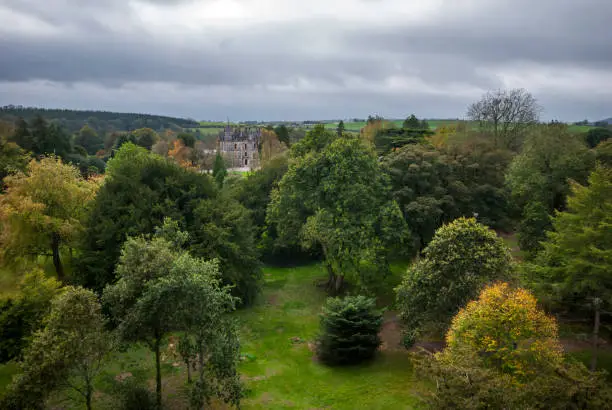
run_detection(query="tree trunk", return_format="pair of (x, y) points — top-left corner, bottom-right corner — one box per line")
(185, 359), (192, 383)
(591, 299), (601, 371)
(154, 335), (162, 409)
(334, 275), (344, 294)
(85, 386), (92, 410)
(324, 262), (336, 292)
(51, 232), (64, 282)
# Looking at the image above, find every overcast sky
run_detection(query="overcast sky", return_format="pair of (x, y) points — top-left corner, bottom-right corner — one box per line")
(1, 0), (611, 121)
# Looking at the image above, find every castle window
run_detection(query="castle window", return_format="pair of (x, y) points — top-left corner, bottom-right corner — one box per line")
(234, 143), (237, 149)
(245, 159), (248, 166)
(244, 143), (247, 150)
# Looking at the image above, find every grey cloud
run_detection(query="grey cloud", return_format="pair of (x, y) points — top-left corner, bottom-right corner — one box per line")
(1, 0), (611, 120)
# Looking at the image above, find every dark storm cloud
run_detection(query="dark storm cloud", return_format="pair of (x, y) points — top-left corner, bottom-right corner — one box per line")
(0, 0), (611, 120)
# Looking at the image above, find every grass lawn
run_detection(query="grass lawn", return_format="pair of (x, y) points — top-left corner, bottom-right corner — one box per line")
(498, 232), (526, 261)
(237, 264), (427, 409)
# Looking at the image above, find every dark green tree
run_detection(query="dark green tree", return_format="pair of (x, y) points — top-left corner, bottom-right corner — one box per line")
(403, 114), (421, 129)
(112, 132), (137, 153)
(189, 197), (261, 306)
(229, 154), (295, 261)
(10, 118), (33, 152)
(28, 116), (72, 158)
(77, 144), (215, 291)
(517, 201), (552, 258)
(132, 128), (159, 150)
(585, 127), (612, 148)
(177, 132), (196, 148)
(78, 145), (259, 304)
(383, 143), (462, 250)
(74, 124), (103, 155)
(317, 296), (383, 365)
(336, 120), (345, 136)
(212, 152), (228, 188)
(530, 166), (612, 369)
(0, 270), (62, 363)
(273, 124), (290, 146)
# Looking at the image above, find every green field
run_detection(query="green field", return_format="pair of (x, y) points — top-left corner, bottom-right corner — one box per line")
(568, 124), (595, 133)
(322, 119), (459, 133)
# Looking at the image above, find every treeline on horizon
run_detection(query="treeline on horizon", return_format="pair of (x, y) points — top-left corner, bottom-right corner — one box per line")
(0, 105), (200, 135)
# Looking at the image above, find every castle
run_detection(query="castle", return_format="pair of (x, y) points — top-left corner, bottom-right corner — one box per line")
(217, 125), (261, 169)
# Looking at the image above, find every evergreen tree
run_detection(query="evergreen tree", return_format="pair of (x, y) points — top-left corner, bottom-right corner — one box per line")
(317, 296), (383, 365)
(337, 120), (345, 136)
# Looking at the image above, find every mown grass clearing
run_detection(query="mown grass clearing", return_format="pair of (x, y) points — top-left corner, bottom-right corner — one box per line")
(236, 264), (428, 409)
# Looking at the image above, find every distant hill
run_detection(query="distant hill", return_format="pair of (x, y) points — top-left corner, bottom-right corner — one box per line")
(0, 105), (200, 135)
(597, 118), (612, 125)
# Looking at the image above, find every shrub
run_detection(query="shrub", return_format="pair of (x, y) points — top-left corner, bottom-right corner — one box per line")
(112, 379), (156, 410)
(0, 270), (61, 363)
(316, 296), (383, 365)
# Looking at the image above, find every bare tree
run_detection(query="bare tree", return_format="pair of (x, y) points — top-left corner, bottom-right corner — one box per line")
(467, 88), (541, 150)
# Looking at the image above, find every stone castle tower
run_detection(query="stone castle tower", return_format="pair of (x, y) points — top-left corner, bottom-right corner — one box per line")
(217, 124), (261, 169)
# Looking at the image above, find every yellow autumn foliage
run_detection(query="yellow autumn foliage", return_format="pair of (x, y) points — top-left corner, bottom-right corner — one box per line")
(442, 282), (563, 381)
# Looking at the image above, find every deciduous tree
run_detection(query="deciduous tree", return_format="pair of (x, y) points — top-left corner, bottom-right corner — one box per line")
(103, 230), (241, 409)
(268, 132), (408, 292)
(383, 143), (462, 249)
(507, 123), (595, 213)
(416, 283), (611, 409)
(259, 129), (287, 165)
(0, 157), (99, 281)
(0, 136), (29, 191)
(467, 88), (541, 150)
(74, 125), (103, 155)
(396, 218), (513, 341)
(1, 287), (112, 410)
(0, 270), (62, 363)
